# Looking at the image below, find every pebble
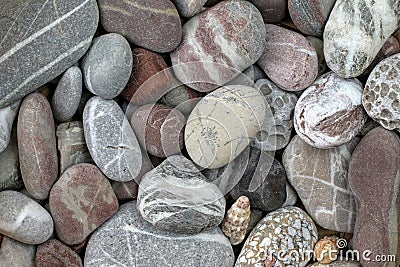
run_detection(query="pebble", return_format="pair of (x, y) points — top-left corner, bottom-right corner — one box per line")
(0, 236), (36, 267)
(294, 72), (367, 148)
(137, 155), (226, 234)
(0, 101), (20, 153)
(313, 236), (339, 264)
(362, 53), (400, 131)
(85, 201), (235, 267)
(185, 85), (265, 169)
(248, 0), (287, 23)
(257, 24), (319, 91)
(222, 196), (251, 245)
(36, 239), (83, 267)
(235, 206), (318, 267)
(0, 0), (99, 108)
(172, 0), (207, 17)
(0, 190), (53, 244)
(17, 92), (58, 200)
(348, 127), (400, 267)
(49, 163), (119, 245)
(323, 0), (400, 78)
(83, 96), (142, 182)
(51, 67), (82, 122)
(307, 36), (328, 77)
(98, 0), (182, 53)
(159, 83), (201, 115)
(171, 0), (266, 92)
(283, 182), (298, 207)
(0, 131), (23, 191)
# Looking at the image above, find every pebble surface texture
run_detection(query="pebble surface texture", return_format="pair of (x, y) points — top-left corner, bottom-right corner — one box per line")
(137, 155), (226, 234)
(159, 83), (201, 115)
(185, 85), (265, 169)
(170, 0), (266, 92)
(247, 0), (287, 23)
(0, 190), (53, 244)
(82, 33), (132, 99)
(35, 239), (83, 267)
(0, 132), (22, 191)
(222, 196), (251, 245)
(283, 135), (358, 233)
(172, 0), (207, 17)
(17, 92), (58, 200)
(235, 207), (318, 267)
(294, 72), (367, 148)
(363, 53), (400, 131)
(307, 36), (328, 76)
(0, 0), (99, 108)
(257, 24), (319, 91)
(98, 0), (182, 53)
(323, 0), (400, 78)
(0, 100), (20, 153)
(348, 127), (400, 267)
(85, 201), (235, 267)
(49, 163), (119, 245)
(0, 236), (36, 267)
(83, 96), (142, 182)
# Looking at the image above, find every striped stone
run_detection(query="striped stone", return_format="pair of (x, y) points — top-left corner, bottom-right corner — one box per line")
(0, 0), (99, 108)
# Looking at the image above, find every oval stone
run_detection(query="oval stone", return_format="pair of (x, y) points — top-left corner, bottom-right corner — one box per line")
(0, 101), (20, 153)
(36, 239), (83, 267)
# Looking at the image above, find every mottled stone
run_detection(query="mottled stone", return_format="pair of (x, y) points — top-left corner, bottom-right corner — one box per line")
(98, 0), (182, 53)
(185, 85), (265, 169)
(348, 127), (400, 267)
(309, 261), (362, 267)
(283, 135), (358, 232)
(0, 131), (23, 191)
(222, 196), (251, 245)
(0, 0), (99, 108)
(313, 236), (339, 264)
(82, 33), (132, 99)
(248, 0), (287, 23)
(257, 24), (319, 91)
(235, 207), (318, 267)
(83, 96), (142, 182)
(0, 101), (20, 153)
(0, 237), (35, 267)
(323, 0), (400, 78)
(294, 72), (367, 148)
(18, 92), (58, 200)
(171, 0), (266, 92)
(172, 0), (207, 17)
(36, 239), (83, 267)
(85, 201), (235, 267)
(307, 36), (328, 76)
(51, 67), (82, 122)
(159, 83), (201, 115)
(0, 190), (53, 244)
(137, 155), (225, 234)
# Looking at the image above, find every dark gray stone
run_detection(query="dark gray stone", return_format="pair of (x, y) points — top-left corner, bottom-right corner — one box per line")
(0, 130), (23, 191)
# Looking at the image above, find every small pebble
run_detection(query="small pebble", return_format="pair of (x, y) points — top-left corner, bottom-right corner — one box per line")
(0, 101), (20, 153)
(222, 196), (251, 245)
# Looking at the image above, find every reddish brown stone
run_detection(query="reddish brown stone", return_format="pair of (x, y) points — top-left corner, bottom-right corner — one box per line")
(36, 239), (83, 267)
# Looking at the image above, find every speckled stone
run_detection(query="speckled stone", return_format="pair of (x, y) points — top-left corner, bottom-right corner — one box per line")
(83, 96), (142, 182)
(49, 163), (119, 245)
(294, 72), (367, 148)
(0, 0), (98, 108)
(159, 83), (201, 115)
(185, 85), (265, 169)
(18, 92), (58, 200)
(137, 155), (225, 234)
(51, 67), (82, 122)
(309, 261), (362, 267)
(257, 24), (319, 91)
(283, 135), (359, 232)
(222, 196), (251, 245)
(171, 0), (266, 92)
(85, 201), (235, 267)
(323, 0), (400, 78)
(36, 239), (83, 267)
(235, 207), (318, 267)
(363, 53), (400, 131)
(248, 0), (287, 23)
(98, 0), (182, 53)
(0, 190), (53, 244)
(0, 236), (36, 267)
(307, 36), (328, 77)
(0, 101), (20, 153)
(172, 0), (207, 17)
(0, 130), (23, 191)
(348, 127), (400, 267)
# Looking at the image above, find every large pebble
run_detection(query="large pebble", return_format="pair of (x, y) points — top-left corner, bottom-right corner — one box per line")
(0, 101), (20, 153)
(85, 201), (235, 267)
(137, 155), (225, 234)
(83, 96), (142, 182)
(18, 92), (58, 200)
(0, 190), (53, 244)
(185, 85), (265, 169)
(36, 239), (83, 267)
(0, 131), (23, 191)
(0, 237), (35, 267)
(248, 0), (287, 23)
(0, 0), (98, 108)
(49, 164), (118, 245)
(294, 72), (367, 148)
(171, 0), (266, 92)
(82, 33), (132, 99)
(323, 0), (400, 78)
(172, 0), (207, 17)
(257, 24), (319, 91)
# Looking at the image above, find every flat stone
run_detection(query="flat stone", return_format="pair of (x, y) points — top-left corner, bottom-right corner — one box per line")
(82, 33), (132, 99)
(98, 0), (182, 53)
(18, 92), (58, 200)
(85, 201), (235, 267)
(323, 0), (400, 78)
(137, 155), (225, 234)
(83, 96), (142, 182)
(0, 236), (35, 267)
(171, 0), (266, 92)
(248, 0), (287, 23)
(283, 135), (359, 232)
(0, 130), (23, 191)
(0, 190), (53, 244)
(0, 101), (20, 153)
(49, 163), (119, 245)
(36, 239), (83, 267)
(159, 83), (201, 115)
(185, 85), (265, 169)
(348, 127), (400, 267)
(0, 0), (99, 108)
(172, 0), (207, 17)
(294, 72), (367, 148)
